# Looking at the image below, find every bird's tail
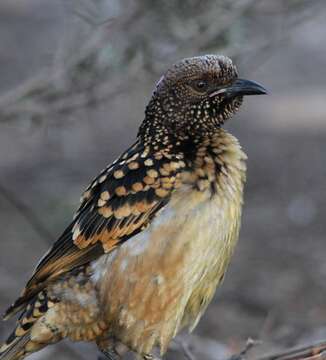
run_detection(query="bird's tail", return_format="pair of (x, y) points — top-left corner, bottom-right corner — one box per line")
(1, 264), (107, 359)
(0, 290), (56, 360)
(0, 332), (33, 360)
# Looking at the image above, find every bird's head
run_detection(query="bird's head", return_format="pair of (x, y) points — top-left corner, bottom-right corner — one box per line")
(140, 55), (267, 144)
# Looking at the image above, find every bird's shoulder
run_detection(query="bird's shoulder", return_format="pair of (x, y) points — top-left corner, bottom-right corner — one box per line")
(72, 140), (187, 251)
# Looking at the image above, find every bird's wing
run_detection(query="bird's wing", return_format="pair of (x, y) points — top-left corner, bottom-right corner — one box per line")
(4, 141), (186, 319)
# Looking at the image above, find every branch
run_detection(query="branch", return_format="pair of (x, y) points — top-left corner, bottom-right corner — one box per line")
(256, 340), (326, 360)
(0, 0), (324, 127)
(227, 338), (261, 360)
(0, 182), (54, 242)
(226, 339), (326, 360)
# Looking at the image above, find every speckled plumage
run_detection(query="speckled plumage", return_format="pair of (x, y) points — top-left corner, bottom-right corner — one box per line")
(0, 55), (266, 360)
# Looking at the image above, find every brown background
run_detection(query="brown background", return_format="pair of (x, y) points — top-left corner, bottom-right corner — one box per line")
(0, 1), (325, 359)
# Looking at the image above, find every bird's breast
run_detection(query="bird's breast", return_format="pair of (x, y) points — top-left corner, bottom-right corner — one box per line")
(90, 131), (247, 354)
(90, 171), (245, 354)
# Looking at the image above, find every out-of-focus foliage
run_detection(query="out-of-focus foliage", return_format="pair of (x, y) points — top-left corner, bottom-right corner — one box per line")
(0, 1), (326, 359)
(0, 0), (324, 127)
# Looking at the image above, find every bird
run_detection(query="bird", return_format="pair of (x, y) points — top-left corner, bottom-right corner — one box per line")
(0, 54), (266, 360)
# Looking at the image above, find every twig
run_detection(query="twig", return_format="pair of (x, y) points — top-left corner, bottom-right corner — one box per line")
(0, 182), (54, 242)
(227, 338), (261, 360)
(256, 340), (326, 360)
(176, 338), (197, 360)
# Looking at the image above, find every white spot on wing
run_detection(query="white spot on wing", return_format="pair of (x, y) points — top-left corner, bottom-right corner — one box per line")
(124, 231), (150, 256)
(120, 259), (129, 271)
(123, 205), (176, 256)
(90, 204), (177, 284)
(91, 251), (117, 284)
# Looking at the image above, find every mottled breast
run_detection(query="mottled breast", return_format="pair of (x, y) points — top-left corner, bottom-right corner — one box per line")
(91, 130), (247, 355)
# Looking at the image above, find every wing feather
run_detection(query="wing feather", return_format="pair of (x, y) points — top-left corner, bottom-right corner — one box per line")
(4, 141), (185, 319)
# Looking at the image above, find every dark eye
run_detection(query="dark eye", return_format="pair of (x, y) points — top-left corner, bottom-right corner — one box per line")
(193, 80), (209, 92)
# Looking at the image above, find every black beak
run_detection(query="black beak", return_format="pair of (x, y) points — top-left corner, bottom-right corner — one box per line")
(227, 78), (268, 96)
(209, 78), (268, 98)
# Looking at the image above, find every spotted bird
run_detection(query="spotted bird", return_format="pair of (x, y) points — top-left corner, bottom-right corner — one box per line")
(0, 55), (267, 360)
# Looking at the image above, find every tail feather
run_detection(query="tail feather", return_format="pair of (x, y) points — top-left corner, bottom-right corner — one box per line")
(1, 264), (104, 359)
(0, 333), (31, 360)
(3, 303), (25, 322)
(0, 290), (56, 360)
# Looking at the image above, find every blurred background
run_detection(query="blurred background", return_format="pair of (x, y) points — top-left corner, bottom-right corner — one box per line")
(0, 1), (325, 359)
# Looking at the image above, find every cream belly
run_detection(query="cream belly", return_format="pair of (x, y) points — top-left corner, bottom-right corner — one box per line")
(91, 181), (243, 355)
